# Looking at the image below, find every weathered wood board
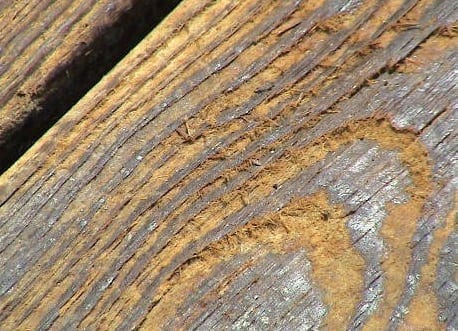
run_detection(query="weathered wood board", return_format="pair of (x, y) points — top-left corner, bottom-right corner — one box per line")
(0, 0), (457, 329)
(0, 0), (179, 173)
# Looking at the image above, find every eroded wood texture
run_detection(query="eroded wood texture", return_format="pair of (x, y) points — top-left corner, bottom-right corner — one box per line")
(0, 0), (457, 330)
(0, 0), (178, 172)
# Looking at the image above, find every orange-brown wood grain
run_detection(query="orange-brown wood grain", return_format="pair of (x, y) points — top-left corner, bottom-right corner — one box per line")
(0, 0), (456, 329)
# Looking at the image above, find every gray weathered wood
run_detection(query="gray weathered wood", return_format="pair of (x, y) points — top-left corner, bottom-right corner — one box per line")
(0, 0), (456, 329)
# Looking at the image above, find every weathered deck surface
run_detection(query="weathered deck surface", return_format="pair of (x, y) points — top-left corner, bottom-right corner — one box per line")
(0, 0), (457, 330)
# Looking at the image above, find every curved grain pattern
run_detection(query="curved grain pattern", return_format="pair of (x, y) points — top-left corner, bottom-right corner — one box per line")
(0, 0), (456, 329)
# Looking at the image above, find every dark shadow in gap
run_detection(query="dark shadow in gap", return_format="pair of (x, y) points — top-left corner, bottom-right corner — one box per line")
(0, 0), (182, 175)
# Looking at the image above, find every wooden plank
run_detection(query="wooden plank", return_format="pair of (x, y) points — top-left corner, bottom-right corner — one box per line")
(0, 0), (456, 329)
(0, 0), (180, 173)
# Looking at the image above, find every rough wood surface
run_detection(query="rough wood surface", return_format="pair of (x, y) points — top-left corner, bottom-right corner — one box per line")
(0, 0), (457, 329)
(0, 0), (179, 173)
